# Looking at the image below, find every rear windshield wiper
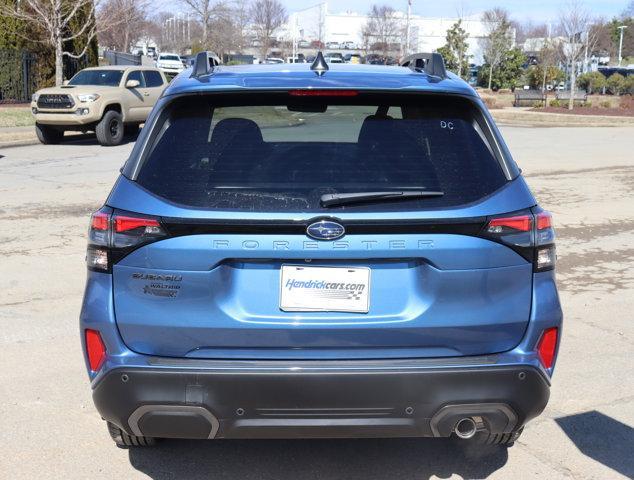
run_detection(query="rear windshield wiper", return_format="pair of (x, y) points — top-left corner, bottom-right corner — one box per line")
(320, 190), (444, 207)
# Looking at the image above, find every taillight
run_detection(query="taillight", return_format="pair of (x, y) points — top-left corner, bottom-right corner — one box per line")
(91, 212), (109, 231)
(86, 208), (166, 271)
(534, 211), (556, 271)
(112, 214), (166, 248)
(487, 215), (532, 233)
(114, 216), (161, 233)
(537, 327), (558, 369)
(482, 209), (556, 272)
(85, 329), (106, 372)
(536, 211), (552, 230)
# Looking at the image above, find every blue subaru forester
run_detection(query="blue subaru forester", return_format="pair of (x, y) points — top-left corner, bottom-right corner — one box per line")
(81, 52), (562, 448)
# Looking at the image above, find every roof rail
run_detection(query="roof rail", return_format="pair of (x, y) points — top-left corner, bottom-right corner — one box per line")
(399, 52), (447, 78)
(191, 51), (221, 78)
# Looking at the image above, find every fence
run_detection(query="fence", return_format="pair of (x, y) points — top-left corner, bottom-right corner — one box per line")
(64, 55), (89, 82)
(0, 50), (88, 104)
(0, 50), (38, 104)
(103, 50), (142, 66)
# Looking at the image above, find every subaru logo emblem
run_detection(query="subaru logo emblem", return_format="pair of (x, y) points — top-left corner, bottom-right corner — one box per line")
(306, 220), (345, 241)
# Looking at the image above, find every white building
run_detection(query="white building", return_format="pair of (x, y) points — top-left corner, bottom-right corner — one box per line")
(282, 3), (505, 64)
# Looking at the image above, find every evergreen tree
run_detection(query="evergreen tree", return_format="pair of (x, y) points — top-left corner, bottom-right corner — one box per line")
(436, 20), (470, 79)
(478, 47), (526, 90)
(480, 8), (513, 90)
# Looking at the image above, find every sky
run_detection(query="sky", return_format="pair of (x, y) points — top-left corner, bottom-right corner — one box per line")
(278, 0), (630, 23)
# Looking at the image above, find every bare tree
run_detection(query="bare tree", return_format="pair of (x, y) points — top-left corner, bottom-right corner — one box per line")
(251, 0), (287, 60)
(362, 5), (401, 57)
(179, 0), (227, 47)
(0, 0), (125, 85)
(98, 0), (148, 52)
(591, 18), (615, 59)
(480, 8), (513, 90)
(559, 0), (593, 110)
(514, 20), (548, 44)
(209, 0), (252, 55)
(360, 23), (372, 54)
(230, 0), (251, 52)
(538, 38), (560, 94)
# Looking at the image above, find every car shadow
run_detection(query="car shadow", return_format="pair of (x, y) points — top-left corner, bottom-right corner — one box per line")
(62, 129), (140, 146)
(128, 437), (508, 480)
(556, 410), (634, 478)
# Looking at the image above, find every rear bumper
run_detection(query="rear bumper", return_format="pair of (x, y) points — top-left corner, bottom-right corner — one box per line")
(93, 358), (550, 440)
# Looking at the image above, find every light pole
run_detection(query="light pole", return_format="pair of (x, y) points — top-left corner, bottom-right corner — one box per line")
(405, 0), (412, 56)
(617, 25), (627, 67)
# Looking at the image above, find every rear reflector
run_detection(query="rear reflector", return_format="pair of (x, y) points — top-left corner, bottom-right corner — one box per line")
(537, 327), (558, 369)
(85, 329), (106, 372)
(289, 89), (358, 96)
(487, 215), (532, 233)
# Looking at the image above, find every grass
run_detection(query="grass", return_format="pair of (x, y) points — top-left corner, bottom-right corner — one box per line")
(0, 107), (35, 128)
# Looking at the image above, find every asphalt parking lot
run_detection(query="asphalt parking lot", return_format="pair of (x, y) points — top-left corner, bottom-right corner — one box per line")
(0, 126), (633, 479)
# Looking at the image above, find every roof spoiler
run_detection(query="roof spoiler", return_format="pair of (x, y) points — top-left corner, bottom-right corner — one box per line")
(399, 52), (447, 78)
(191, 51), (221, 78)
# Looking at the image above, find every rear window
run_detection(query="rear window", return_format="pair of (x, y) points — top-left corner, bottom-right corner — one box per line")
(136, 93), (508, 212)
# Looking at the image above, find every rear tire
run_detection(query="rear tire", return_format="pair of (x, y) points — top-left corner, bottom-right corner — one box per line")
(95, 110), (124, 146)
(35, 123), (63, 144)
(107, 421), (156, 447)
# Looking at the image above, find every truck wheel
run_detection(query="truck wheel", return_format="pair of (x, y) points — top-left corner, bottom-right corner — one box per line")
(96, 110), (124, 146)
(107, 421), (156, 447)
(35, 123), (63, 144)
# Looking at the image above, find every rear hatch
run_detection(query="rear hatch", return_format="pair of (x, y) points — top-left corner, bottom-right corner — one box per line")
(107, 92), (536, 359)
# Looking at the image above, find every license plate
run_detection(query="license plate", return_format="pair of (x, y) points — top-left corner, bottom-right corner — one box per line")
(279, 265), (370, 313)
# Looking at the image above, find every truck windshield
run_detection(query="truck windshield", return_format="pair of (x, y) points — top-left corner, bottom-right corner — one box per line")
(135, 93), (508, 212)
(68, 70), (123, 87)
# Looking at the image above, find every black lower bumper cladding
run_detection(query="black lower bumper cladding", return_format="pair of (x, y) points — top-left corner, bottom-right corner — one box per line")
(93, 360), (550, 440)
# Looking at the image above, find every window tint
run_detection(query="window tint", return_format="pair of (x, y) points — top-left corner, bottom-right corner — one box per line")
(126, 70), (145, 87)
(136, 94), (507, 212)
(143, 70), (163, 87)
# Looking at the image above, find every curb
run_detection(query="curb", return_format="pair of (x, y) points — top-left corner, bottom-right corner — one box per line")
(0, 138), (39, 149)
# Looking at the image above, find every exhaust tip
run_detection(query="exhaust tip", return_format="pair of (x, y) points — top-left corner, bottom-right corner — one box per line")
(454, 417), (478, 439)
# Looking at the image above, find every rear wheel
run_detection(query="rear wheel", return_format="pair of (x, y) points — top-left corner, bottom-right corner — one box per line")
(35, 123), (63, 144)
(96, 110), (124, 146)
(107, 421), (156, 447)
